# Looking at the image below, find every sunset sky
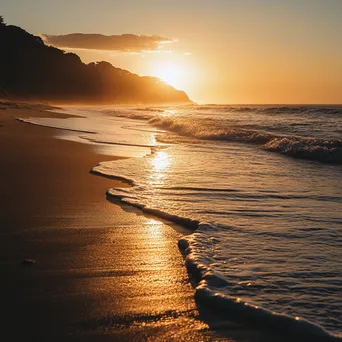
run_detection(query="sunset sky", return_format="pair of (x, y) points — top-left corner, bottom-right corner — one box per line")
(2, 0), (342, 104)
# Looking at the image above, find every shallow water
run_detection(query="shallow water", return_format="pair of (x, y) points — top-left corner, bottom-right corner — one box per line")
(20, 105), (342, 339)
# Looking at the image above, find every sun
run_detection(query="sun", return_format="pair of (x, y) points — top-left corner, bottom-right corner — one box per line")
(152, 60), (185, 89)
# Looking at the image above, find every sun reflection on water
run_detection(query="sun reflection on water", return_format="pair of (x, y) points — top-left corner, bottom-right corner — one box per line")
(152, 151), (170, 172)
(145, 219), (163, 237)
(147, 151), (171, 188)
(147, 150), (171, 200)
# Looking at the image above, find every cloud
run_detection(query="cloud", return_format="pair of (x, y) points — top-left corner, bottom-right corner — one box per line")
(41, 33), (173, 52)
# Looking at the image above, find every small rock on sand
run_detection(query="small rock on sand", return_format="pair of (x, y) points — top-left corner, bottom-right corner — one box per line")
(22, 259), (36, 265)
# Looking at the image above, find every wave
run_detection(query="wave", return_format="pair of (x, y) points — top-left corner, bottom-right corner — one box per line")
(149, 116), (271, 143)
(134, 107), (165, 113)
(104, 108), (342, 164)
(192, 105), (342, 116)
(264, 137), (342, 164)
(99, 177), (341, 340)
(148, 116), (342, 164)
(179, 235), (341, 342)
(106, 110), (153, 121)
(91, 165), (136, 186)
(106, 108), (342, 164)
(106, 188), (200, 230)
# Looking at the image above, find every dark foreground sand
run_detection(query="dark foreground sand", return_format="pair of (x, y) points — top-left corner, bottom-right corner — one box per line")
(0, 102), (289, 342)
(0, 103), (212, 341)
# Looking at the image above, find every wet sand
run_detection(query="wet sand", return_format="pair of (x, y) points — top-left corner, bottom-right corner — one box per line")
(0, 103), (211, 341)
(0, 102), (291, 342)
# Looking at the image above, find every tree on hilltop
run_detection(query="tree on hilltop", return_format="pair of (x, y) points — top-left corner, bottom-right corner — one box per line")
(0, 15), (5, 25)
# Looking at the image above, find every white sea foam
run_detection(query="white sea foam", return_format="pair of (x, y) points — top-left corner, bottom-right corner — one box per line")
(179, 232), (342, 341)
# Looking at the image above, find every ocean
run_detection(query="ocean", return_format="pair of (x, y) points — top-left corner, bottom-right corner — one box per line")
(20, 104), (342, 340)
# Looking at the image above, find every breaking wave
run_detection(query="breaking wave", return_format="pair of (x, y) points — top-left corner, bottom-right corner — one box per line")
(193, 105), (342, 116)
(124, 104), (342, 116)
(263, 137), (342, 164)
(105, 106), (342, 164)
(149, 116), (342, 164)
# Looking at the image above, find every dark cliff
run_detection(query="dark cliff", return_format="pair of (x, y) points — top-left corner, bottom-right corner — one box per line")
(0, 20), (191, 104)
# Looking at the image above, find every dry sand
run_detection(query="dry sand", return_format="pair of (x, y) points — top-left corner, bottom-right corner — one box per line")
(0, 102), (288, 342)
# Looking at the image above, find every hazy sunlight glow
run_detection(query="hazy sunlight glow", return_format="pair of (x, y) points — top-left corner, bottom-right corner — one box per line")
(152, 60), (185, 89)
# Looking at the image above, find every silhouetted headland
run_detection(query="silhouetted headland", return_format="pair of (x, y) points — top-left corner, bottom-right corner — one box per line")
(0, 17), (191, 104)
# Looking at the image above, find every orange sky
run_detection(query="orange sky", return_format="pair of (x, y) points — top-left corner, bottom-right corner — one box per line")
(2, 1), (342, 104)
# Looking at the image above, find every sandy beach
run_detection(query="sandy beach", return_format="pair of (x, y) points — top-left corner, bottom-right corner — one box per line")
(0, 102), (210, 341)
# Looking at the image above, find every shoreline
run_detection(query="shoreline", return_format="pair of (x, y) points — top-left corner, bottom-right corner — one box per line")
(0, 102), (212, 341)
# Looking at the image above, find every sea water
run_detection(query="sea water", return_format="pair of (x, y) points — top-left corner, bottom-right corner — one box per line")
(20, 105), (342, 339)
